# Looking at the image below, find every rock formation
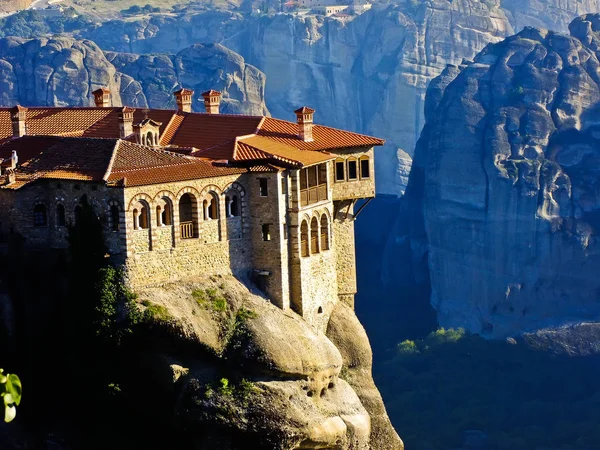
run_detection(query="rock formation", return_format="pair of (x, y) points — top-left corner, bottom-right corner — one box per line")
(137, 276), (403, 449)
(78, 0), (600, 194)
(0, 37), (268, 115)
(0, 0), (31, 13)
(398, 14), (600, 338)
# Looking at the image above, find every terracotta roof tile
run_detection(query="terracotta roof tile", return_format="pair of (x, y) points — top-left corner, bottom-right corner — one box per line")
(238, 135), (335, 167)
(0, 136), (246, 189)
(168, 113), (262, 149)
(257, 117), (384, 151)
(0, 111), (12, 141)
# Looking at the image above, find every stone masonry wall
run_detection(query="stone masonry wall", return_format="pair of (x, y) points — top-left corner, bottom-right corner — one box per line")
(333, 204), (357, 307)
(330, 147), (376, 201)
(0, 179), (125, 255)
(123, 174), (253, 287)
(248, 170), (289, 309)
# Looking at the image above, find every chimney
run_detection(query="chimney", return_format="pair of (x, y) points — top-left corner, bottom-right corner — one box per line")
(174, 88), (194, 113)
(202, 90), (222, 114)
(294, 106), (315, 142)
(92, 87), (111, 107)
(10, 105), (27, 137)
(118, 106), (135, 138)
(10, 150), (18, 169)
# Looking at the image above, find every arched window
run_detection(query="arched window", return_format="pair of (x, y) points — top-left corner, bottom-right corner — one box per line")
(320, 214), (329, 251)
(56, 204), (66, 227)
(139, 206), (149, 229)
(208, 195), (218, 220)
(110, 205), (120, 231)
(359, 155), (370, 179)
(34, 204), (47, 227)
(132, 208), (139, 230)
(179, 193), (197, 239)
(310, 217), (319, 254)
(146, 131), (154, 146)
(162, 200), (172, 226)
(231, 195), (240, 216)
(156, 205), (162, 226)
(347, 157), (358, 180)
(300, 221), (309, 257)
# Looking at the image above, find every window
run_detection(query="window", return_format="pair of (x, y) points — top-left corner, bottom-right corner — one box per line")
(56, 204), (66, 227)
(33, 205), (47, 227)
(283, 223), (288, 240)
(347, 158), (358, 180)
(360, 156), (370, 179)
(231, 195), (240, 217)
(161, 200), (172, 226)
(179, 193), (197, 239)
(74, 205), (82, 224)
(110, 205), (119, 231)
(310, 217), (319, 254)
(259, 178), (268, 197)
(320, 214), (329, 251)
(281, 175), (286, 195)
(300, 221), (309, 257)
(208, 196), (218, 219)
(139, 206), (149, 229)
(262, 224), (271, 241)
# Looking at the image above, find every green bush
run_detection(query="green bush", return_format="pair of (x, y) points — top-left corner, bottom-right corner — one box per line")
(0, 369), (21, 423)
(142, 302), (173, 323)
(192, 288), (228, 313)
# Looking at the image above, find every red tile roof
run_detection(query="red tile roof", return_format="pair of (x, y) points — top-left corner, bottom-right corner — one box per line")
(0, 136), (246, 189)
(0, 105), (384, 172)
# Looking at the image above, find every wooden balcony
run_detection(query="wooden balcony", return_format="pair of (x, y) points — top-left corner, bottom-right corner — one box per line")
(300, 184), (327, 207)
(180, 221), (194, 239)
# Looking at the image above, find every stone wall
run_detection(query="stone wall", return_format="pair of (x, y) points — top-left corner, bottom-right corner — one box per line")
(333, 205), (357, 305)
(122, 174), (254, 287)
(247, 171), (288, 308)
(330, 147), (375, 201)
(0, 179), (125, 255)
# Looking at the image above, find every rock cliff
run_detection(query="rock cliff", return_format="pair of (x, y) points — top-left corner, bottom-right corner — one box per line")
(78, 0), (600, 194)
(399, 14), (600, 338)
(0, 0), (31, 13)
(0, 37), (268, 115)
(137, 276), (403, 449)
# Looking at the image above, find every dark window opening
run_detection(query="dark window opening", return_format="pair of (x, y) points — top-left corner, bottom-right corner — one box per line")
(110, 205), (120, 231)
(56, 205), (66, 227)
(335, 160), (345, 181)
(318, 306), (323, 314)
(360, 157), (370, 179)
(231, 196), (240, 216)
(74, 205), (82, 224)
(320, 214), (329, 251)
(347, 159), (358, 180)
(259, 178), (268, 197)
(179, 193), (196, 239)
(34, 205), (47, 227)
(139, 206), (149, 229)
(283, 223), (288, 240)
(262, 224), (271, 241)
(301, 221), (309, 257)
(310, 217), (319, 254)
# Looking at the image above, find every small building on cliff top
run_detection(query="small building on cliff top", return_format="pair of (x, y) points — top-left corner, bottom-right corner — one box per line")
(0, 88), (384, 329)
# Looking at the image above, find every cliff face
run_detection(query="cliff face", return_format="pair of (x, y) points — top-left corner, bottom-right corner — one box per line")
(137, 276), (403, 449)
(79, 0), (600, 194)
(0, 0), (31, 13)
(400, 14), (600, 337)
(0, 37), (268, 115)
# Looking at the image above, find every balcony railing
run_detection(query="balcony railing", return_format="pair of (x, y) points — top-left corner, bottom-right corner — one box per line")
(180, 221), (194, 239)
(300, 184), (327, 207)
